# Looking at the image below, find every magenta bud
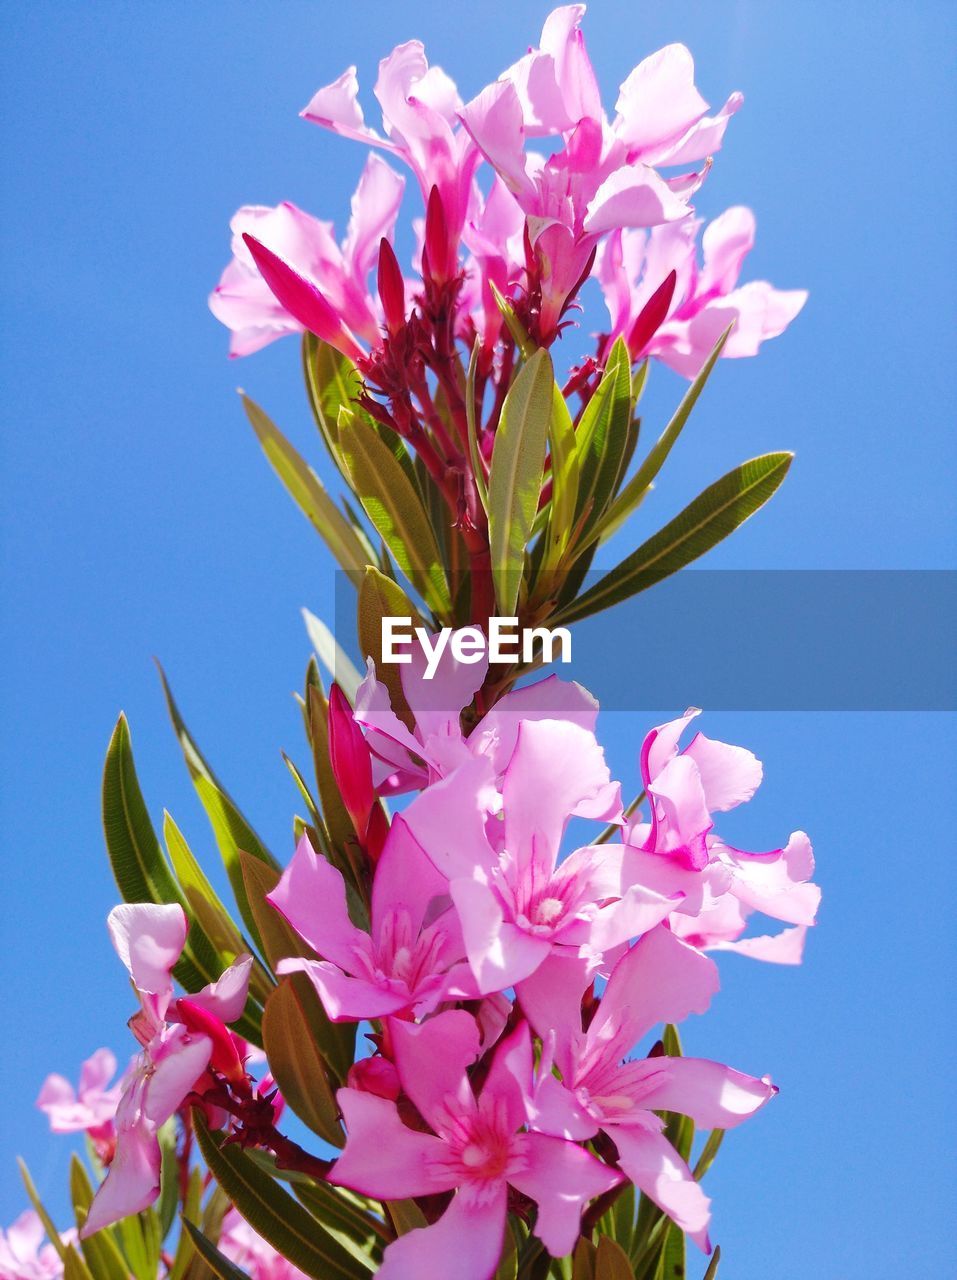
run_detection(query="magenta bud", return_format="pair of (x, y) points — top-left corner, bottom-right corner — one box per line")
(242, 234), (364, 361)
(328, 684), (376, 840)
(627, 268), (678, 359)
(424, 186), (451, 284)
(377, 238), (406, 334)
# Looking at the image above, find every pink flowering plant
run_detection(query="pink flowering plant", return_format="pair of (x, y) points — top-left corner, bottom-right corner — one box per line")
(12, 8), (814, 1280)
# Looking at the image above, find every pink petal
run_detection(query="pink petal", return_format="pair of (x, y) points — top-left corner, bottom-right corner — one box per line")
(460, 81), (533, 199)
(371, 816), (452, 937)
(711, 924), (808, 965)
(143, 1028), (212, 1126)
(587, 926), (719, 1057)
(627, 1056), (775, 1129)
(266, 834), (367, 968)
(342, 154), (406, 282)
(584, 164), (692, 234)
(472, 677), (599, 777)
(278, 957), (411, 1022)
(399, 628), (488, 744)
(450, 876), (552, 994)
(189, 956), (253, 1025)
(614, 44), (708, 154)
(607, 1123), (711, 1251)
(331, 1089), (453, 1200)
(683, 732), (763, 811)
(376, 1186), (507, 1280)
(388, 1010), (480, 1132)
(516, 953), (592, 1076)
(78, 1049), (118, 1097)
(301, 67), (383, 144)
(725, 831), (820, 926)
(481, 1021), (533, 1133)
(528, 1071), (598, 1141)
(511, 1132), (622, 1258)
(81, 1116), (160, 1237)
(401, 756), (497, 880)
(107, 903), (187, 1007)
(503, 720), (612, 869)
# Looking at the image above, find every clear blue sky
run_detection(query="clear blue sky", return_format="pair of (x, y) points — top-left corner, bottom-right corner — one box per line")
(1, 3), (955, 1276)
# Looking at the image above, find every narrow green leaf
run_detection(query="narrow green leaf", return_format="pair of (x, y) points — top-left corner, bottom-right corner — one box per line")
(62, 1245), (97, 1280)
(337, 408), (452, 617)
(301, 334), (363, 477)
(156, 665), (279, 949)
(386, 1200), (428, 1236)
(193, 1116), (368, 1280)
(571, 1237), (597, 1280)
(302, 608), (363, 704)
(554, 453), (793, 626)
(489, 281), (534, 358)
(101, 716), (215, 993)
(357, 567), (422, 733)
(242, 394), (370, 581)
(488, 349), (554, 614)
(19, 1159), (67, 1262)
(168, 1167), (205, 1280)
(653, 1225), (686, 1280)
(543, 383), (580, 567)
(575, 337), (632, 534)
(181, 1221), (251, 1280)
(590, 325), (732, 548)
(693, 1130), (725, 1182)
(465, 341), (490, 516)
(262, 979), (345, 1145)
(295, 1182), (387, 1261)
(702, 1244), (721, 1279)
(115, 1211), (159, 1280)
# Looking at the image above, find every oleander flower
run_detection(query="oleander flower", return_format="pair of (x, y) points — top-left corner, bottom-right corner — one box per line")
(82, 904), (252, 1237)
(330, 1010), (621, 1280)
(519, 926), (775, 1250)
(596, 208), (808, 375)
(36, 1049), (125, 1159)
(620, 709), (820, 961)
(0, 1212), (74, 1280)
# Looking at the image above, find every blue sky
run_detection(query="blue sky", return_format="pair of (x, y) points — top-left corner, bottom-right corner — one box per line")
(1, 3), (955, 1276)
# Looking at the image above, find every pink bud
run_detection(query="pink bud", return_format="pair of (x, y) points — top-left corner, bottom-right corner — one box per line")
(423, 186), (451, 285)
(328, 684), (377, 842)
(347, 1056), (400, 1101)
(241, 234), (365, 362)
(627, 269), (678, 359)
(377, 238), (406, 335)
(177, 999), (245, 1085)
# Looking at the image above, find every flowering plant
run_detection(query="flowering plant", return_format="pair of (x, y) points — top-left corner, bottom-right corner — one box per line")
(11, 9), (813, 1280)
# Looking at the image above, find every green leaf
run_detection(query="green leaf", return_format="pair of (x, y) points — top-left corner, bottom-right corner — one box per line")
(242, 394), (370, 582)
(572, 1237), (597, 1280)
(590, 325), (732, 548)
(653, 1225), (685, 1280)
(489, 280), (534, 358)
(465, 341), (490, 516)
(702, 1245), (721, 1279)
(543, 382), (580, 568)
(303, 608), (363, 704)
(554, 453), (794, 626)
(692, 1130), (725, 1182)
(575, 337), (633, 535)
(304, 683), (359, 869)
(18, 1159), (67, 1262)
(357, 567), (422, 732)
(488, 349), (554, 614)
(156, 665), (279, 950)
(168, 1167), (205, 1280)
(295, 1182), (386, 1263)
(115, 1210), (161, 1280)
(181, 1220), (251, 1280)
(101, 716), (217, 993)
(68, 1156), (130, 1280)
(337, 408), (452, 617)
(595, 1236), (633, 1280)
(193, 1116), (369, 1280)
(386, 1200), (428, 1236)
(301, 334), (363, 478)
(262, 978), (345, 1144)
(62, 1246), (97, 1280)
(156, 1120), (180, 1241)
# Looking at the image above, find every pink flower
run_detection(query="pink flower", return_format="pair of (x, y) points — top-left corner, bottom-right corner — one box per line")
(0, 1213), (74, 1280)
(209, 154), (404, 357)
(400, 718), (681, 993)
(353, 633), (602, 793)
(621, 710), (820, 961)
(596, 208), (807, 376)
(36, 1049), (124, 1154)
(301, 42), (479, 282)
(460, 7), (740, 339)
(219, 1209), (309, 1280)
(330, 1010), (621, 1279)
(269, 825), (477, 1022)
(82, 905), (252, 1237)
(518, 926), (775, 1251)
